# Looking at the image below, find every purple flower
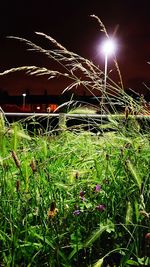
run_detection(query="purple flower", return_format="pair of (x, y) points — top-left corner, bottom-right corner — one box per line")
(80, 191), (84, 197)
(79, 191), (85, 201)
(95, 184), (101, 192)
(96, 204), (106, 212)
(73, 209), (80, 216)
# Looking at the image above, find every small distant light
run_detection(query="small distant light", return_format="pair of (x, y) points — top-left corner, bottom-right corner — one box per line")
(36, 106), (40, 110)
(22, 93), (26, 97)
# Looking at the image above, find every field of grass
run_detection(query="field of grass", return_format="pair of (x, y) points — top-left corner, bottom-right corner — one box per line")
(0, 17), (150, 265)
(0, 113), (150, 266)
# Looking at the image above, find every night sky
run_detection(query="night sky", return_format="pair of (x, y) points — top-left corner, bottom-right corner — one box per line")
(0, 0), (150, 97)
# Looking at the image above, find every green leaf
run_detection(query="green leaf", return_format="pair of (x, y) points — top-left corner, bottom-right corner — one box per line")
(8, 129), (31, 140)
(138, 257), (150, 265)
(68, 244), (83, 260)
(29, 231), (55, 250)
(93, 258), (104, 267)
(126, 259), (139, 266)
(84, 220), (114, 248)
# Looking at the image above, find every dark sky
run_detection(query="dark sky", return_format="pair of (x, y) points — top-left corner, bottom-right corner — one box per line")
(0, 0), (150, 97)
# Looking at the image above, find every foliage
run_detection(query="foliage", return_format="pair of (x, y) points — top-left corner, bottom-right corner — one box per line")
(0, 16), (150, 266)
(0, 116), (150, 266)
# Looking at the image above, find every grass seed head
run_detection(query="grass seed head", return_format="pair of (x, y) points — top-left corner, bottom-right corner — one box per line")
(11, 150), (21, 168)
(30, 158), (37, 173)
(139, 210), (149, 219)
(125, 106), (129, 120)
(16, 179), (20, 192)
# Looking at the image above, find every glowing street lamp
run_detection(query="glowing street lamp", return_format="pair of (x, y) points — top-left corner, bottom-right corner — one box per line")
(101, 38), (116, 110)
(22, 93), (26, 110)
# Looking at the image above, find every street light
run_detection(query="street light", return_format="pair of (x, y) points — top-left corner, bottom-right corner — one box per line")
(101, 38), (116, 111)
(22, 93), (26, 110)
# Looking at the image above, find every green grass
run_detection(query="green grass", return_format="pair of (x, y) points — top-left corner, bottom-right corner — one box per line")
(0, 17), (150, 266)
(0, 115), (150, 266)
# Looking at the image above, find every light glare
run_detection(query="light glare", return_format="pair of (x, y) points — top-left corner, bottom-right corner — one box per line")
(101, 39), (116, 56)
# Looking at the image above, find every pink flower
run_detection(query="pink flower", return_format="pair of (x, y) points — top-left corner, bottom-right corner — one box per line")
(79, 191), (86, 201)
(95, 184), (101, 192)
(96, 204), (106, 212)
(80, 191), (84, 197)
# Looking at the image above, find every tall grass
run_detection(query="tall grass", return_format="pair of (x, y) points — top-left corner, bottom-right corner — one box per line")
(0, 25), (149, 115)
(0, 115), (149, 266)
(0, 16), (150, 266)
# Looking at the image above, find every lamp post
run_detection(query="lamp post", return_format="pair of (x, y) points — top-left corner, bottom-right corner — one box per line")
(101, 38), (116, 112)
(22, 93), (26, 110)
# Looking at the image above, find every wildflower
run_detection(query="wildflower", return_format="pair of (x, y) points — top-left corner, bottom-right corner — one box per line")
(11, 150), (21, 168)
(48, 202), (58, 219)
(96, 204), (106, 212)
(73, 209), (80, 216)
(80, 191), (84, 197)
(95, 184), (101, 192)
(79, 191), (85, 201)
